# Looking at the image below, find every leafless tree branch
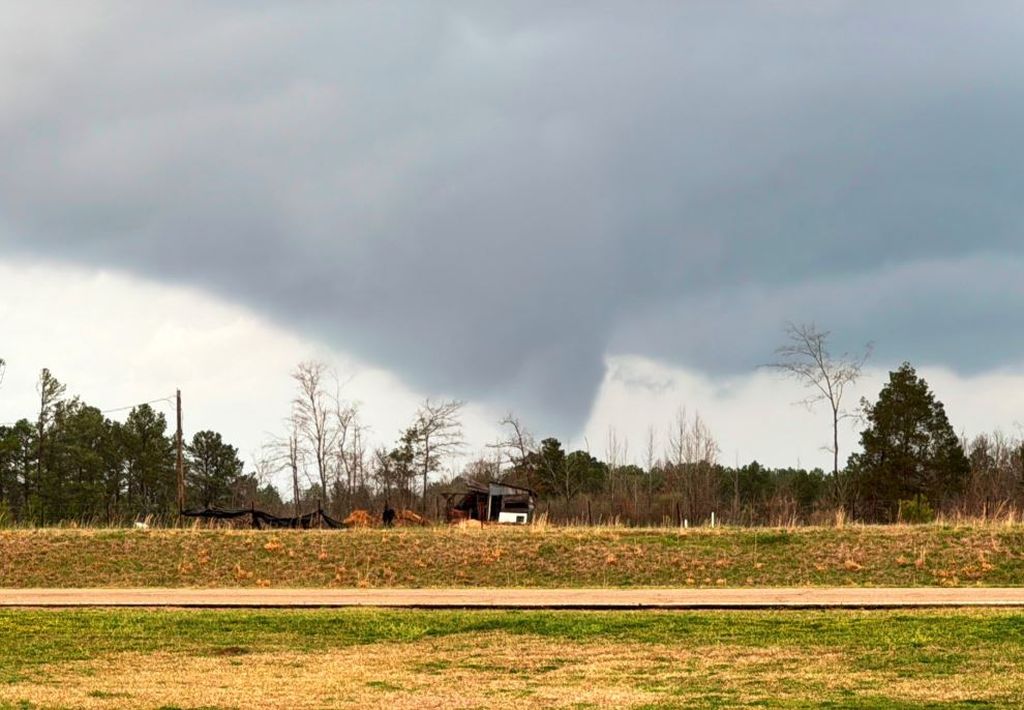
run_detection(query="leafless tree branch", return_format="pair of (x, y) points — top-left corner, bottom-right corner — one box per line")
(767, 322), (872, 481)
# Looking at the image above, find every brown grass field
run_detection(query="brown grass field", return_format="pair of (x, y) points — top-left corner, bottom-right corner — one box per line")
(2, 608), (1023, 709)
(1, 523), (1023, 588)
(4, 526), (1024, 708)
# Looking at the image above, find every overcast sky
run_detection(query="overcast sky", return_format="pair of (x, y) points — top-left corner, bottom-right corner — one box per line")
(2, 3), (1024, 478)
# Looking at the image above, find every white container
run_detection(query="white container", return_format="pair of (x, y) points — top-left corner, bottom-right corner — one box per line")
(498, 511), (528, 525)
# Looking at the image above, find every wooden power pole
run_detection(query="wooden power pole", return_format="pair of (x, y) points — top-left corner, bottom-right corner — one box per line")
(176, 389), (185, 513)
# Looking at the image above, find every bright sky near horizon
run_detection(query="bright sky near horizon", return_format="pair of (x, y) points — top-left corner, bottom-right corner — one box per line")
(3, 3), (1024, 487)
(2, 259), (1023, 493)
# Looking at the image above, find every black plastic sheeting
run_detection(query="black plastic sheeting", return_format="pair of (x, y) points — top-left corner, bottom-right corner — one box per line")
(180, 507), (347, 529)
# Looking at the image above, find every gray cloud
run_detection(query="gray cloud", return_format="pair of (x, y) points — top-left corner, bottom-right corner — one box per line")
(612, 254), (1024, 374)
(2, 2), (1024, 434)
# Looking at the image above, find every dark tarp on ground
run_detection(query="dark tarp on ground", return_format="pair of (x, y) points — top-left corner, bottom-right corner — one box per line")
(180, 507), (345, 529)
(179, 507), (250, 519)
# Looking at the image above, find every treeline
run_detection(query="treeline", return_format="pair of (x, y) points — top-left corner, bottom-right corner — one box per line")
(467, 430), (841, 526)
(0, 369), (279, 524)
(485, 362), (1024, 525)
(0, 361), (468, 525)
(482, 440), (1024, 526)
(2, 351), (1023, 527)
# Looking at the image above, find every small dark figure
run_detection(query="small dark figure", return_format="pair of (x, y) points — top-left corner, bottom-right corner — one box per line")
(382, 502), (396, 528)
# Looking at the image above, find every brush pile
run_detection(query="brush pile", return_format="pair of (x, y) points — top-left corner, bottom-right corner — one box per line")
(342, 510), (374, 528)
(396, 509), (427, 526)
(340, 508), (429, 527)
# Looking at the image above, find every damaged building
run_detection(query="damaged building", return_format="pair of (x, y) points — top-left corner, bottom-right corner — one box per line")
(444, 479), (537, 524)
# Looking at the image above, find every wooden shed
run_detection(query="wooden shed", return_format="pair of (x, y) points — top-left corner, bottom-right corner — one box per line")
(444, 479), (536, 524)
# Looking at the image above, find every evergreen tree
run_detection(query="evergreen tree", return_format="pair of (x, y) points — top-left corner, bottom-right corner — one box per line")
(0, 420), (35, 521)
(848, 362), (969, 520)
(533, 437), (566, 502)
(379, 428), (416, 509)
(186, 430), (245, 508)
(118, 404), (176, 516)
(33, 368), (66, 521)
(43, 400), (116, 521)
(565, 450), (608, 500)
(250, 479), (284, 510)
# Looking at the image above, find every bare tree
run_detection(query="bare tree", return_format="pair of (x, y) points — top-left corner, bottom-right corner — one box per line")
(330, 399), (359, 513)
(497, 413), (536, 475)
(410, 399), (465, 513)
(644, 425), (656, 520)
(239, 446), (285, 511)
(268, 423), (305, 518)
(688, 413), (719, 466)
(291, 361), (339, 509)
(342, 417), (370, 509)
(769, 322), (871, 480)
(965, 430), (1024, 513)
(499, 413), (535, 464)
(248, 447), (278, 492)
(462, 456), (502, 485)
(604, 426), (632, 519)
(666, 408), (718, 467)
(666, 407), (687, 467)
(371, 446), (395, 505)
(664, 407), (720, 523)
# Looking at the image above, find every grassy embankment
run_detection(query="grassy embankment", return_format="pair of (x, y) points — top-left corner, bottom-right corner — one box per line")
(1, 524), (1023, 588)
(1, 608), (1023, 708)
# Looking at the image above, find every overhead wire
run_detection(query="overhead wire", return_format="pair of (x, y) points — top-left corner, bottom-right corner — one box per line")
(0, 393), (176, 428)
(99, 395), (176, 415)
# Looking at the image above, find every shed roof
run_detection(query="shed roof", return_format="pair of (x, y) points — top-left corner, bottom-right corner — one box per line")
(454, 477), (536, 498)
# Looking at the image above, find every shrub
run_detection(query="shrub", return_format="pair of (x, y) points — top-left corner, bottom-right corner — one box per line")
(898, 498), (935, 524)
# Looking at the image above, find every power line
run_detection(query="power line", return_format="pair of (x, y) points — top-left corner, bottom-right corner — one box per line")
(100, 395), (176, 415)
(0, 394), (176, 428)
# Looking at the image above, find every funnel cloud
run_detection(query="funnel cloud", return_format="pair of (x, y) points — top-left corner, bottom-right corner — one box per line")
(3, 3), (1024, 433)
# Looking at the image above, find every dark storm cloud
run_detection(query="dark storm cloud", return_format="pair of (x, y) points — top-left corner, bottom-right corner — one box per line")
(2, 2), (1024, 432)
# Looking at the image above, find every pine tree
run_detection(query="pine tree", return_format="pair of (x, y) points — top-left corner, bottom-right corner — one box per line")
(848, 363), (969, 520)
(186, 430), (244, 508)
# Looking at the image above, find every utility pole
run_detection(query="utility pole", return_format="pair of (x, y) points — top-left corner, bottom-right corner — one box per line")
(176, 389), (184, 513)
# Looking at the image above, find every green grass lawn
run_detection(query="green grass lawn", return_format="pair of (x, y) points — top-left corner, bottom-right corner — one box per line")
(1, 524), (1023, 588)
(1, 608), (1023, 708)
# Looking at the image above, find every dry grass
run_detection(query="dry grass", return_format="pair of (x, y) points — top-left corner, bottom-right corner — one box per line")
(3, 523), (1024, 588)
(5, 631), (1022, 709)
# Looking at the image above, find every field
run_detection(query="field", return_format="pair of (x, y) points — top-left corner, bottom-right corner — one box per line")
(6, 525), (1023, 708)
(1, 608), (1022, 708)
(1, 523), (1023, 588)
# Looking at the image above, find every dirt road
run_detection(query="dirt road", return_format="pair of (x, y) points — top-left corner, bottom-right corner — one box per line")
(3, 587), (1024, 608)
